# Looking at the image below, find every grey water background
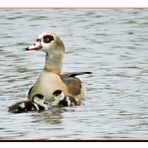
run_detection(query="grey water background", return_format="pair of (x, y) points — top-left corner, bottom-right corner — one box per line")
(0, 9), (148, 139)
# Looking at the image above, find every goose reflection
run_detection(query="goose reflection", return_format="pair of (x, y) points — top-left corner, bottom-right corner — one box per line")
(32, 107), (67, 125)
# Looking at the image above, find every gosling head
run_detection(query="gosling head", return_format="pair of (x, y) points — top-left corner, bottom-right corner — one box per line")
(50, 90), (65, 107)
(32, 94), (48, 111)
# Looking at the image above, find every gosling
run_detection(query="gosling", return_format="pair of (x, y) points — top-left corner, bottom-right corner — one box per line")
(50, 90), (81, 107)
(8, 94), (48, 113)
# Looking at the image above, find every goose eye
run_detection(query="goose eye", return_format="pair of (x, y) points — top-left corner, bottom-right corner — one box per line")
(43, 35), (54, 43)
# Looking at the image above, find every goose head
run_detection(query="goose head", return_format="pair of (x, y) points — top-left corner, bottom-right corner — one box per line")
(26, 32), (65, 53)
(26, 32), (65, 74)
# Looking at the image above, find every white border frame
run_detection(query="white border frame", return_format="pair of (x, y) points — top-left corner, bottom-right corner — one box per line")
(0, 0), (148, 8)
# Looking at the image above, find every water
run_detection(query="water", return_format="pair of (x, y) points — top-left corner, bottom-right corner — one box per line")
(0, 9), (148, 139)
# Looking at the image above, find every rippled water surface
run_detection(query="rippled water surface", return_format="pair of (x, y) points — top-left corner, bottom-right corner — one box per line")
(1, 9), (148, 139)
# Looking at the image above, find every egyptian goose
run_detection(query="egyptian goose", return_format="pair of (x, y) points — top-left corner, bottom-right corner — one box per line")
(50, 89), (81, 107)
(8, 94), (48, 113)
(26, 32), (91, 102)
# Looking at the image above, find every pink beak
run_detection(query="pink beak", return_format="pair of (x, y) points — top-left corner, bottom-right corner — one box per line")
(26, 41), (42, 51)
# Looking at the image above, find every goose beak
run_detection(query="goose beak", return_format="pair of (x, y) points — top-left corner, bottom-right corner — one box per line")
(26, 41), (42, 51)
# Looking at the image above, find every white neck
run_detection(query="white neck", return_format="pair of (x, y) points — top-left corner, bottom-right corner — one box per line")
(44, 50), (64, 74)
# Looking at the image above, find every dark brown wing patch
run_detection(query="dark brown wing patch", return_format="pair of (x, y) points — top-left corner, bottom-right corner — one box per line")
(61, 75), (81, 96)
(60, 72), (91, 96)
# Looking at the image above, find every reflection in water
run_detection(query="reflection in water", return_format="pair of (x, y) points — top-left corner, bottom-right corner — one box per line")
(33, 107), (64, 125)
